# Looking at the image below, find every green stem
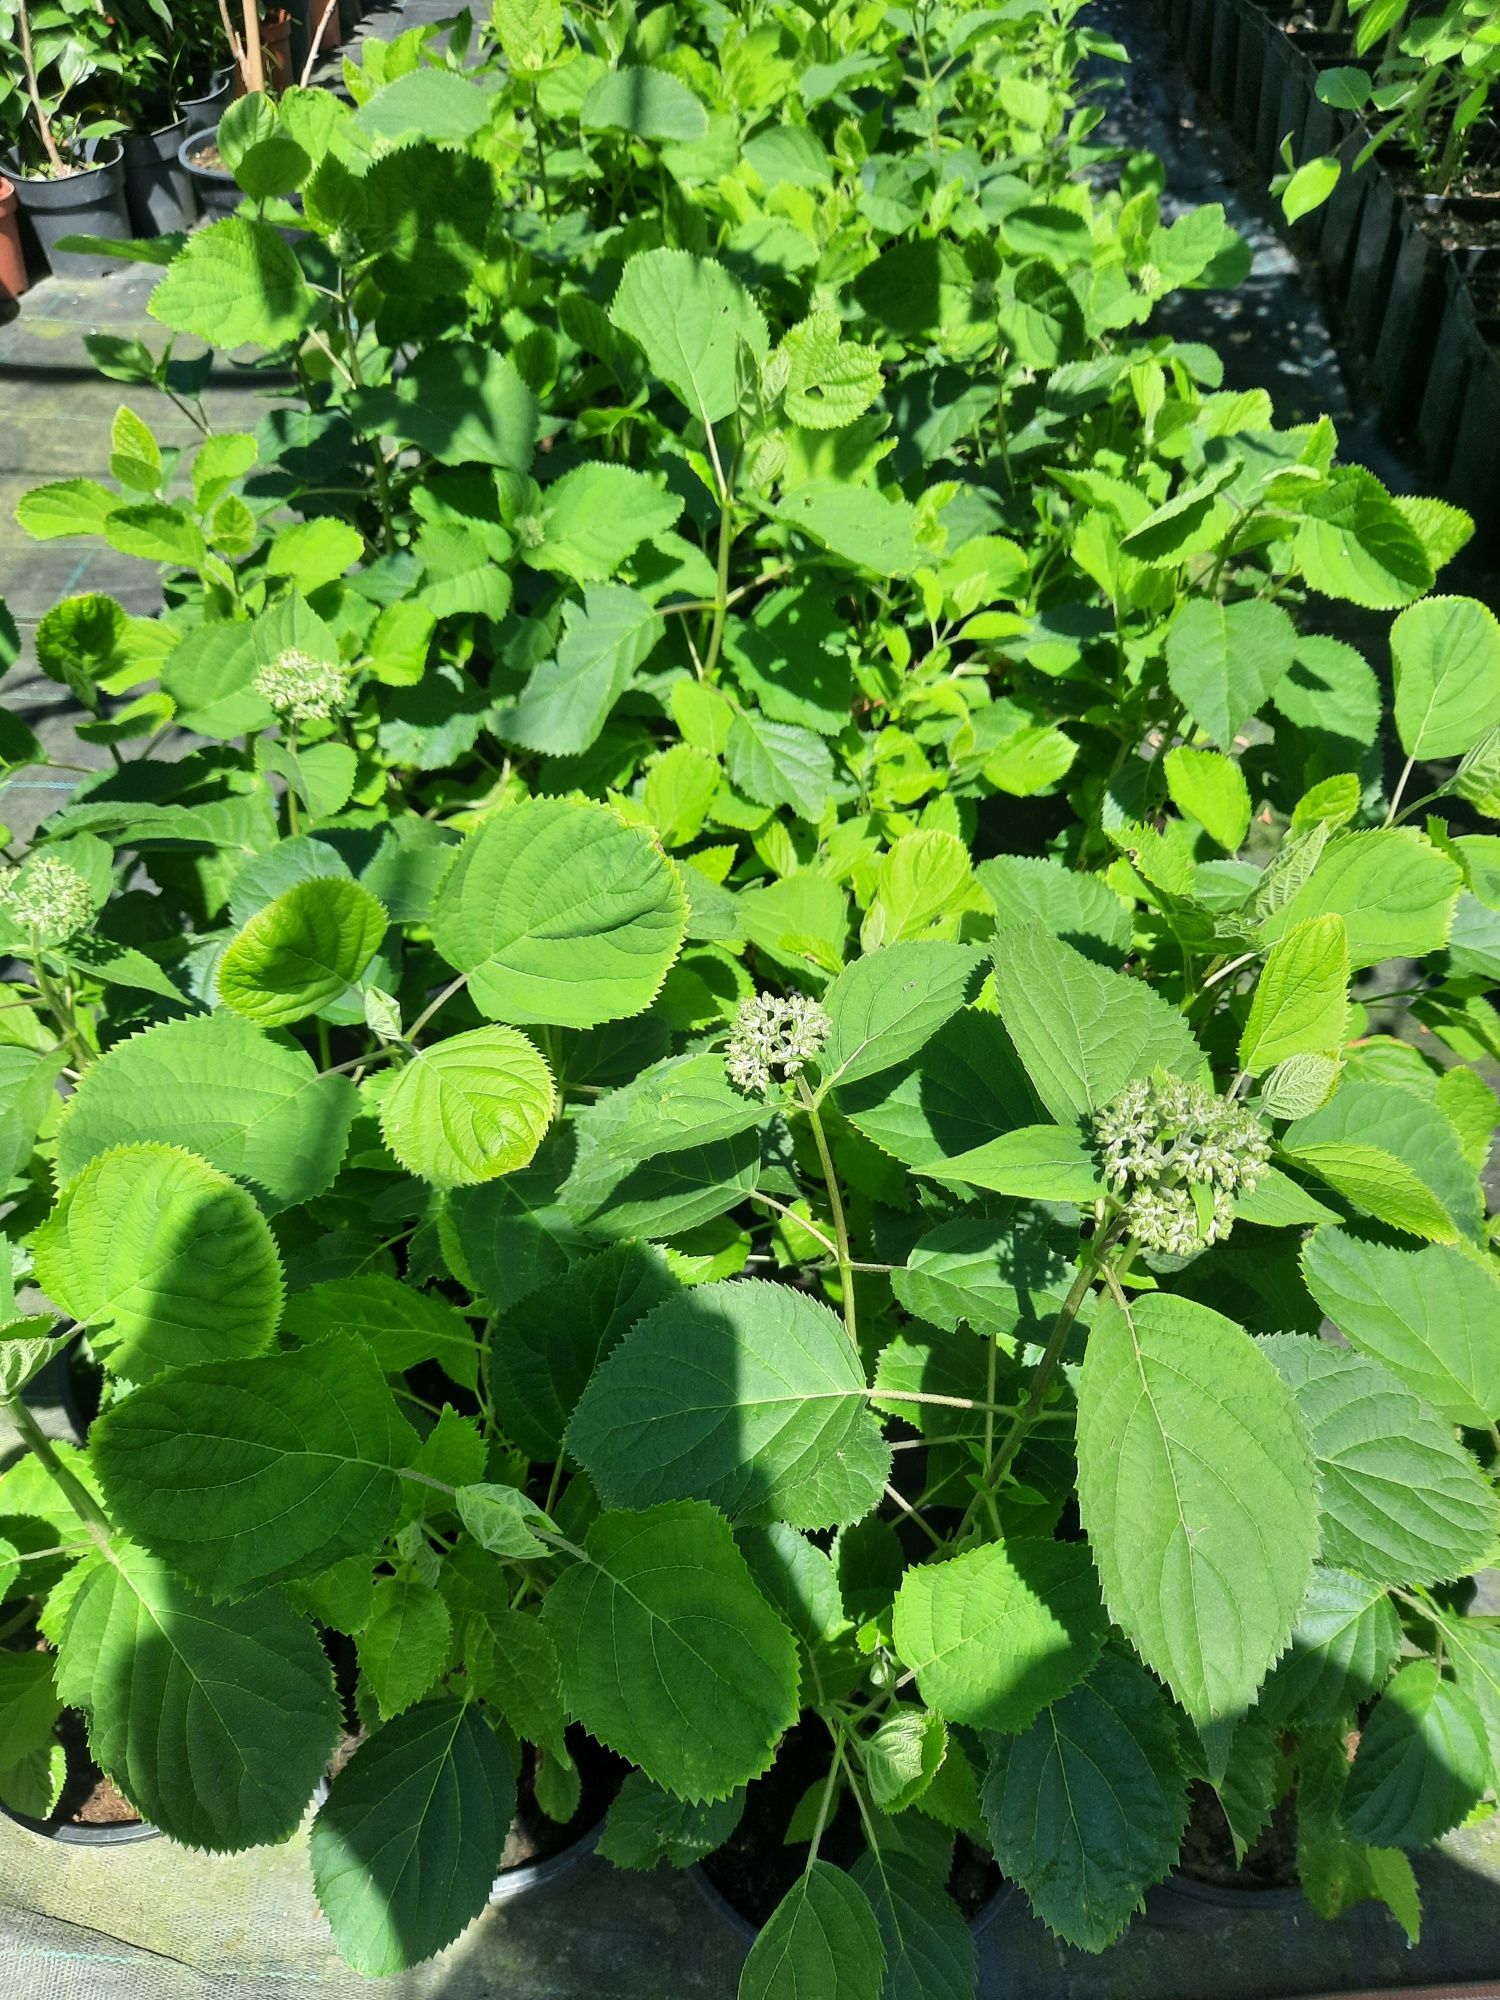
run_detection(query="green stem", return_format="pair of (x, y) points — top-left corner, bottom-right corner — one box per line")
(795, 1075), (857, 1349)
(337, 287), (396, 556)
(30, 948), (92, 1069)
(531, 83), (552, 223)
(2, 1396), (113, 1553)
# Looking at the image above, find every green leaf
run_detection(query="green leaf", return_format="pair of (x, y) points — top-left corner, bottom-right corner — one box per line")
(1343, 1662), (1489, 1847)
(1075, 1292), (1318, 1728)
(741, 1863), (886, 2000)
(351, 68), (497, 145)
(1391, 594), (1500, 759)
(56, 1543), (338, 1850)
(150, 217), (316, 350)
(775, 482), (921, 578)
(1163, 746), (1251, 852)
(218, 878), (388, 1028)
(1260, 1338), (1495, 1587)
(266, 517), (363, 594)
(993, 923), (1208, 1124)
(915, 1125), (1105, 1202)
(358, 1577), (453, 1720)
(1433, 1613), (1500, 1778)
(486, 1242), (677, 1461)
(110, 405), (161, 492)
(495, 585), (663, 756)
(723, 586), (852, 737)
(283, 1274), (479, 1391)
(1257, 828), (1460, 970)
(456, 1482), (556, 1558)
(464, 1605), (568, 1750)
(598, 1770), (745, 1869)
(543, 1499), (800, 1802)
(610, 248), (769, 426)
(1281, 1079), (1483, 1244)
(16, 478), (119, 541)
(1238, 915), (1349, 1075)
(56, 1012), (357, 1213)
(582, 64), (709, 142)
(892, 1211), (1085, 1342)
(1260, 1566), (1401, 1726)
(781, 314), (884, 430)
(379, 1027), (554, 1189)
(432, 799), (687, 1028)
(102, 503), (207, 568)
(527, 465), (683, 585)
(311, 1700), (515, 1977)
(817, 942), (982, 1092)
(849, 1848), (975, 2000)
(861, 830), (974, 950)
(982, 1649), (1188, 1952)
(33, 1143), (283, 1380)
(863, 1707), (948, 1813)
(1294, 466), (1433, 608)
(893, 1539), (1106, 1734)
(976, 856), (1129, 963)
(1165, 597), (1298, 747)
(567, 1279), (890, 1528)
(0, 1650), (63, 1765)
(566, 1051), (768, 1172)
(837, 1012), (1037, 1169)
(352, 344), (537, 470)
(726, 711), (836, 822)
(1301, 1228), (1500, 1427)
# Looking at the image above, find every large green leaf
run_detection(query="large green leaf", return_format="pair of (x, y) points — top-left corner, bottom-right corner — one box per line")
(581, 63), (709, 141)
(981, 1649), (1188, 1952)
(1391, 594), (1500, 759)
(892, 1210), (1082, 1341)
(1261, 1337), (1495, 1587)
(218, 878), (388, 1028)
(1165, 597), (1298, 747)
(1301, 1228), (1500, 1428)
(543, 1500), (800, 1801)
(976, 855), (1129, 963)
(527, 466), (683, 584)
(1281, 1079), (1483, 1244)
(566, 1051), (769, 1172)
(350, 344), (536, 470)
(893, 1538), (1106, 1733)
(55, 1012), (357, 1213)
(610, 248), (769, 426)
(993, 923), (1207, 1123)
(848, 1848), (976, 2000)
(567, 1280), (889, 1527)
(91, 1338), (418, 1596)
(55, 1543), (338, 1850)
(486, 1242), (677, 1461)
(836, 1012), (1036, 1168)
(495, 585), (663, 756)
(1075, 1293), (1318, 1728)
(1294, 468), (1434, 610)
(431, 799), (687, 1027)
(33, 1143), (283, 1379)
(310, 1699), (515, 1977)
(1238, 915), (1349, 1074)
(378, 1026), (554, 1189)
(1342, 1662), (1489, 1848)
(916, 1126), (1106, 1202)
(282, 1275), (479, 1390)
(1258, 829), (1460, 970)
(816, 942), (983, 1093)
(774, 482), (921, 578)
(725, 711), (836, 822)
(1433, 1612), (1500, 1777)
(741, 1864), (886, 2000)
(357, 1577), (452, 1720)
(149, 217), (316, 350)
(1260, 1566), (1401, 1726)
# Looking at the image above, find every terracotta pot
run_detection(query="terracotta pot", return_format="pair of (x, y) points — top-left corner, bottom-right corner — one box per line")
(306, 0), (343, 57)
(233, 10), (295, 97)
(0, 176), (29, 301)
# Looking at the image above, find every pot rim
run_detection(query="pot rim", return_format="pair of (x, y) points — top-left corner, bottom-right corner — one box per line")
(1, 1795), (158, 1846)
(177, 126), (236, 184)
(1, 138), (125, 187)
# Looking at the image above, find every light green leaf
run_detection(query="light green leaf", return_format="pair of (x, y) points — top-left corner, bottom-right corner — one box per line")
(1391, 594), (1500, 759)
(91, 1337), (417, 1596)
(543, 1499), (800, 1802)
(976, 855), (1130, 962)
(1261, 1337), (1495, 1587)
(150, 217), (316, 350)
(55, 1542), (338, 1850)
(379, 1027), (554, 1189)
(1165, 597), (1298, 747)
(266, 518), (363, 594)
(352, 68), (497, 145)
(914, 1124), (1105, 1202)
(892, 1211), (1086, 1342)
(16, 478), (119, 541)
(775, 482), (921, 578)
(567, 1279), (890, 1528)
(837, 1012), (1036, 1169)
(33, 1143), (283, 1379)
(527, 465), (683, 585)
(863, 1707), (947, 1814)
(1281, 1079), (1483, 1244)
(566, 1051), (767, 1172)
(311, 1700), (514, 1977)
(56, 1012), (357, 1213)
(860, 830), (973, 950)
(358, 1577), (452, 1720)
(894, 1538), (1106, 1734)
(110, 405), (161, 492)
(982, 1649), (1188, 1952)
(993, 923), (1208, 1124)
(725, 711), (835, 822)
(610, 248), (769, 427)
(1076, 1292), (1318, 1727)
(432, 799), (687, 1028)
(352, 344), (537, 470)
(1294, 466), (1433, 608)
(1238, 914), (1349, 1075)
(1257, 828), (1460, 970)
(1434, 1613), (1500, 1778)
(1163, 746), (1251, 852)
(1260, 1566), (1402, 1725)
(102, 502), (207, 568)
(283, 1274), (479, 1391)
(1343, 1662), (1489, 1847)
(218, 878), (387, 1028)
(1301, 1228), (1500, 1427)
(741, 1863), (886, 2000)
(495, 585), (663, 756)
(781, 313), (883, 430)
(818, 941), (982, 1092)
(456, 1482), (556, 1558)
(582, 64), (708, 141)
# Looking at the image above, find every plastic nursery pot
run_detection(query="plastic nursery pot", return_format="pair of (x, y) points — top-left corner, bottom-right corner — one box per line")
(1146, 1871), (1303, 1925)
(1230, 0), (1273, 152)
(123, 117), (198, 237)
(1185, 0), (1216, 90)
(1343, 153), (1406, 362)
(0, 176), (29, 301)
(177, 127), (240, 224)
(1446, 330), (1500, 556)
(0, 142), (133, 282)
(1413, 238), (1495, 484)
(179, 65), (234, 125)
(2, 1711), (158, 1848)
(1207, 0), (1241, 111)
(1372, 199), (1450, 433)
(1317, 115), (1374, 318)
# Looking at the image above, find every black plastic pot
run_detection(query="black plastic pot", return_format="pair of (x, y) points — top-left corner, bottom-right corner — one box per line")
(1147, 1871), (1303, 1924)
(1, 141), (131, 281)
(1208, 0), (1241, 112)
(1317, 116), (1373, 318)
(1447, 331), (1500, 555)
(1254, 15), (1297, 179)
(124, 117), (197, 236)
(1343, 154), (1405, 359)
(1372, 200), (1448, 433)
(17, 1810), (160, 1847)
(179, 66), (233, 126)
(1415, 252), (1480, 484)
(1185, 0), (1216, 89)
(690, 1862), (1014, 1945)
(1230, 1), (1270, 152)
(490, 1822), (604, 1903)
(178, 127), (239, 222)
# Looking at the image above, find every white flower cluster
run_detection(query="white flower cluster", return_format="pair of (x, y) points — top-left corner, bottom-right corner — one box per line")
(1092, 1072), (1270, 1257)
(726, 992), (831, 1097)
(253, 647), (349, 724)
(0, 855), (93, 941)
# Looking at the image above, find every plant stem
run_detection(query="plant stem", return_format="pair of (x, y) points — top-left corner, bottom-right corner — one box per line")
(806, 1741), (843, 1866)
(1384, 754), (1416, 826)
(406, 971), (469, 1044)
(30, 949), (93, 1069)
(2, 1396), (113, 1554)
(336, 288), (397, 555)
(531, 84), (552, 223)
(795, 1075), (857, 1349)
(16, 1), (67, 175)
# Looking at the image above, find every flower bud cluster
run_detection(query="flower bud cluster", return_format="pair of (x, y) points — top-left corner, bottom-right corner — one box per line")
(253, 648), (349, 724)
(0, 855), (93, 941)
(1091, 1071), (1269, 1256)
(726, 992), (831, 1097)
